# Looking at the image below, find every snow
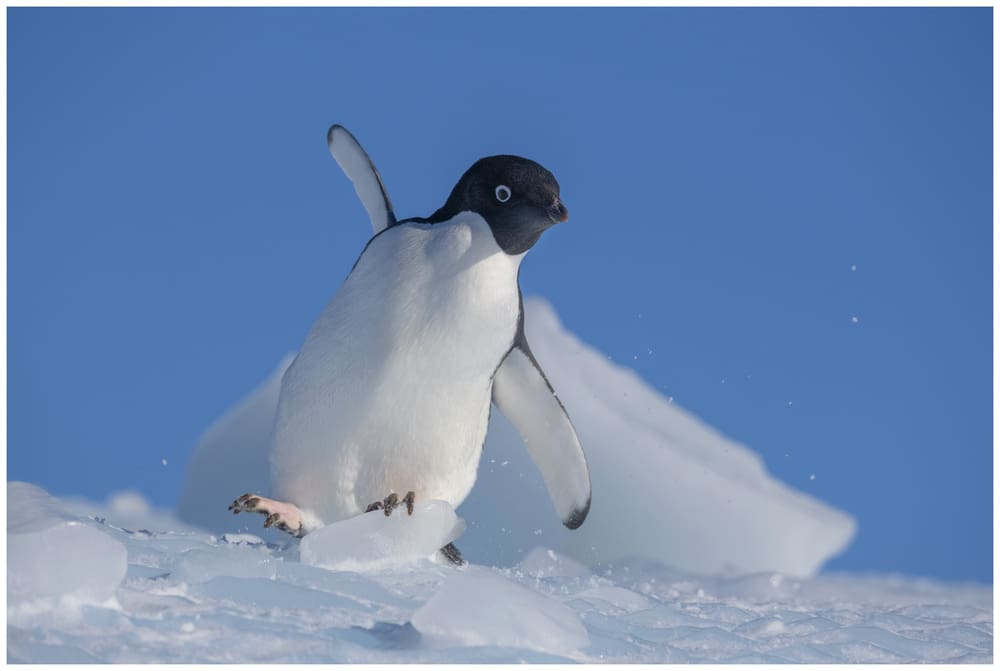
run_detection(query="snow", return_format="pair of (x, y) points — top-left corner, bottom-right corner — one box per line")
(180, 297), (854, 578)
(6, 484), (991, 663)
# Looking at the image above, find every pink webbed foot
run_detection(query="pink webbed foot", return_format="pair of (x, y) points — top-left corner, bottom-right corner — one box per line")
(228, 493), (306, 538)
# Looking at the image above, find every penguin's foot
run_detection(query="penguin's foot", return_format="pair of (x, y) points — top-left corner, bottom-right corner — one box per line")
(228, 493), (305, 538)
(365, 491), (416, 516)
(440, 542), (465, 566)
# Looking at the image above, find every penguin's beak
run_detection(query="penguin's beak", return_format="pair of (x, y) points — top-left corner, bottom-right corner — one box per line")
(547, 200), (569, 223)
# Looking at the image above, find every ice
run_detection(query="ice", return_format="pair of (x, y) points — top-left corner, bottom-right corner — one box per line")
(300, 500), (465, 572)
(576, 584), (652, 614)
(178, 297), (854, 578)
(5, 484), (992, 663)
(7, 483), (127, 610)
(8, 522), (126, 606)
(170, 544), (278, 584)
(410, 566), (589, 657)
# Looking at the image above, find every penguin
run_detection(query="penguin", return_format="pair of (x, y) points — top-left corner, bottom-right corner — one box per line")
(230, 125), (591, 563)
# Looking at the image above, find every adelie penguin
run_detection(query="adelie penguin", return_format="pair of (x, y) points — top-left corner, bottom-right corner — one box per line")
(230, 125), (591, 564)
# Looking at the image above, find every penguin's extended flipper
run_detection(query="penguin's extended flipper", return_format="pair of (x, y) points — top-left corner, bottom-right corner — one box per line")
(491, 325), (592, 530)
(327, 125), (396, 234)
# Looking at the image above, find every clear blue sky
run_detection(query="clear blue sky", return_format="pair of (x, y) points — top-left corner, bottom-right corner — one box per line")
(7, 8), (992, 583)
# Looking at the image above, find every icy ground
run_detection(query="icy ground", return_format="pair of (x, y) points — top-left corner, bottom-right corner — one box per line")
(7, 483), (993, 664)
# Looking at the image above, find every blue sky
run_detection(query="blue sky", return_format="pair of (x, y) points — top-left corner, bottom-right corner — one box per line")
(7, 8), (992, 583)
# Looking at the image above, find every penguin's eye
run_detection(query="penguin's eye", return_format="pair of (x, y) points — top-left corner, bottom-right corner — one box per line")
(495, 185), (511, 203)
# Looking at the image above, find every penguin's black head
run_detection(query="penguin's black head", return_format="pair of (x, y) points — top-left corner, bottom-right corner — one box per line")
(428, 155), (568, 255)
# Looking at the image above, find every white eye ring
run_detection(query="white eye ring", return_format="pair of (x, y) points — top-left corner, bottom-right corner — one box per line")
(495, 185), (511, 203)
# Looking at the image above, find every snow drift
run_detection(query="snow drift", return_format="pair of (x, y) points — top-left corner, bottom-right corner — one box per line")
(179, 297), (855, 577)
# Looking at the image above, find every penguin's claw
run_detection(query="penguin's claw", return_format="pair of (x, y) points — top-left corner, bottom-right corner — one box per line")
(401, 491), (415, 515)
(227, 493), (305, 538)
(440, 542), (464, 565)
(229, 493), (261, 514)
(365, 491), (416, 516)
(382, 493), (399, 516)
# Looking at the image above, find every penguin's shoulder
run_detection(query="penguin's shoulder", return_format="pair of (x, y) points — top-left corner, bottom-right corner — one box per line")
(373, 211), (498, 261)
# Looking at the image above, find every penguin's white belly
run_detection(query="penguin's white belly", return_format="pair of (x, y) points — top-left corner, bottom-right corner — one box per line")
(270, 213), (522, 524)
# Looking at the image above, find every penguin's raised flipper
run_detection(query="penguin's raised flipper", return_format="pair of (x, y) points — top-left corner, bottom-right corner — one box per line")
(491, 329), (591, 530)
(327, 125), (397, 234)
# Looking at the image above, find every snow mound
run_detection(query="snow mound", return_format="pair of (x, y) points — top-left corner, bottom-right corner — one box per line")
(300, 500), (465, 571)
(411, 566), (589, 656)
(179, 297), (854, 577)
(5, 485), (991, 663)
(461, 298), (856, 576)
(8, 483), (127, 609)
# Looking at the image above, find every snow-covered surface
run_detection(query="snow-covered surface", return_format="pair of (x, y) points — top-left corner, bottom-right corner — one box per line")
(180, 297), (854, 578)
(7, 484), (992, 663)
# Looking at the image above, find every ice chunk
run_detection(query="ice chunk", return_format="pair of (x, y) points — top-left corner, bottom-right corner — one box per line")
(299, 500), (465, 572)
(8, 483), (127, 606)
(411, 567), (588, 656)
(170, 545), (278, 584)
(9, 482), (68, 531)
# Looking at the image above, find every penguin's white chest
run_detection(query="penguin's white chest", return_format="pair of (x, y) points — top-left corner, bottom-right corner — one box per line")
(270, 213), (523, 523)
